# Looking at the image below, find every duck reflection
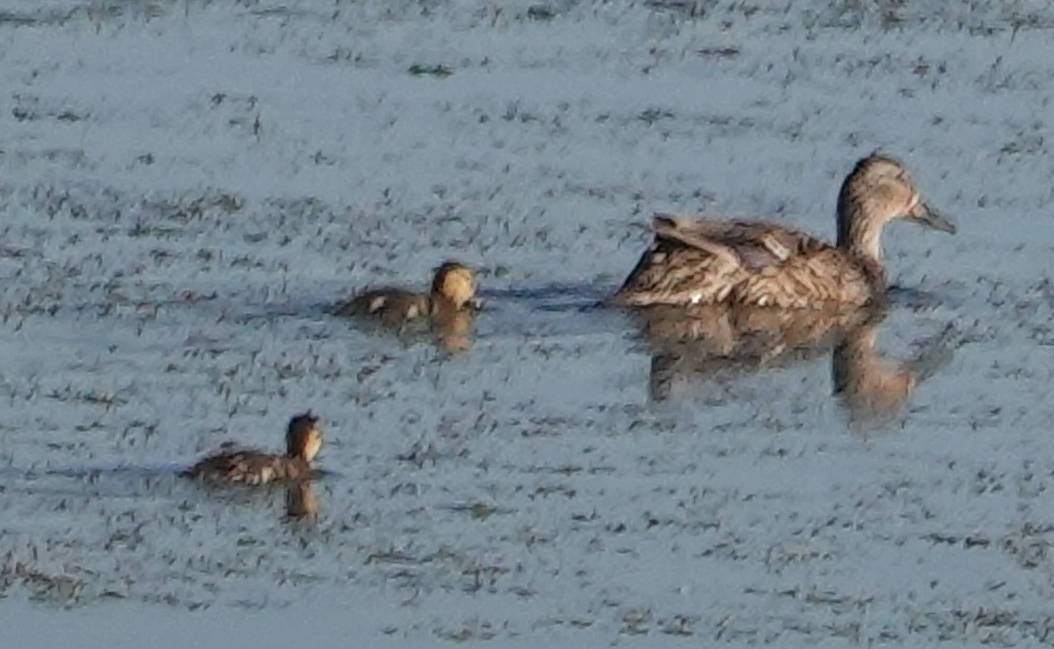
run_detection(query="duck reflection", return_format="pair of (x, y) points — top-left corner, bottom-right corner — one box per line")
(634, 306), (950, 428)
(831, 318), (953, 429)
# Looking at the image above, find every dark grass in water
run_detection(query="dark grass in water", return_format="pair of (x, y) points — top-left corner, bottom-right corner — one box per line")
(0, 1), (1052, 646)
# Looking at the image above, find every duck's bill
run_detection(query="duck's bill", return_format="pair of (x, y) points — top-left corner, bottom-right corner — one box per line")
(911, 202), (956, 234)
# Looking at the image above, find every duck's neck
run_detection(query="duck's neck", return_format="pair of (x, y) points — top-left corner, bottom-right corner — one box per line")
(837, 201), (889, 291)
(837, 201), (886, 262)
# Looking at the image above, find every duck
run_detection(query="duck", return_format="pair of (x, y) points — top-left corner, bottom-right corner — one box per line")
(612, 154), (956, 308)
(183, 412), (323, 485)
(335, 261), (478, 324)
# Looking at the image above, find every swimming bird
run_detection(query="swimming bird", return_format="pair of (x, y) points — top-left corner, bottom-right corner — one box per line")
(184, 412), (323, 485)
(336, 261), (478, 324)
(612, 154), (956, 308)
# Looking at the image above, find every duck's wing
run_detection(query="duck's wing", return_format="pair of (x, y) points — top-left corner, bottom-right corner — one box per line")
(651, 217), (745, 267)
(613, 214), (830, 306)
(654, 215), (829, 271)
(658, 215), (882, 308)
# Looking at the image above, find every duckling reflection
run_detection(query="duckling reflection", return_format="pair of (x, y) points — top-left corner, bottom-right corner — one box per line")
(285, 481), (320, 521)
(636, 306), (950, 427)
(429, 306), (476, 352)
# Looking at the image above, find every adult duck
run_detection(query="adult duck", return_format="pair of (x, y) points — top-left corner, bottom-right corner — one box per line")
(613, 154), (955, 308)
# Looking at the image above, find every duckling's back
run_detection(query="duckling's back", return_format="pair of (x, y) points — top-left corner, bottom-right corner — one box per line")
(184, 450), (311, 485)
(336, 289), (430, 324)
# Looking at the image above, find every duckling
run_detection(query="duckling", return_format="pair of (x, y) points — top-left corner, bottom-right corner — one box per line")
(183, 412), (322, 485)
(613, 154), (956, 308)
(335, 261), (478, 324)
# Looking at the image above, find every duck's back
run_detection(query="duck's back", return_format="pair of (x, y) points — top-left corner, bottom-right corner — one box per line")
(185, 450), (311, 485)
(666, 218), (825, 266)
(615, 215), (879, 308)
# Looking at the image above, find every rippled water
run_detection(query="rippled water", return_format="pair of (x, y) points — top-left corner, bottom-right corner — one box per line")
(2, 1), (1054, 645)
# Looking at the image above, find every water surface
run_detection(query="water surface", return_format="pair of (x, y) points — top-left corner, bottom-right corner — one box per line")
(1, 1), (1052, 645)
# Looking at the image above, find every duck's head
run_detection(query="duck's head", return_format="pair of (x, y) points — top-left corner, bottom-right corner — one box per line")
(286, 411), (323, 462)
(837, 154), (955, 255)
(431, 261), (477, 309)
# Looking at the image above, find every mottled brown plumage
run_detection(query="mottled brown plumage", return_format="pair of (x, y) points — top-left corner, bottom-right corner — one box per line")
(335, 261), (478, 324)
(614, 154), (956, 308)
(184, 412), (323, 485)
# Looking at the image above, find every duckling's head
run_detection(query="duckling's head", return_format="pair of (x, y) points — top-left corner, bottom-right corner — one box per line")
(837, 154), (955, 255)
(430, 262), (477, 309)
(286, 412), (323, 462)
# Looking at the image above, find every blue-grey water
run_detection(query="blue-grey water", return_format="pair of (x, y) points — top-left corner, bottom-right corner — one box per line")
(1, 1), (1052, 645)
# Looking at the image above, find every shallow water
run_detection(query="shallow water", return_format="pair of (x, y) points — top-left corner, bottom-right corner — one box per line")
(2, 0), (1054, 645)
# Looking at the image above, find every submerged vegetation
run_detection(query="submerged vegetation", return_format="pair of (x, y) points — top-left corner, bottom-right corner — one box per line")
(0, 0), (1051, 644)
